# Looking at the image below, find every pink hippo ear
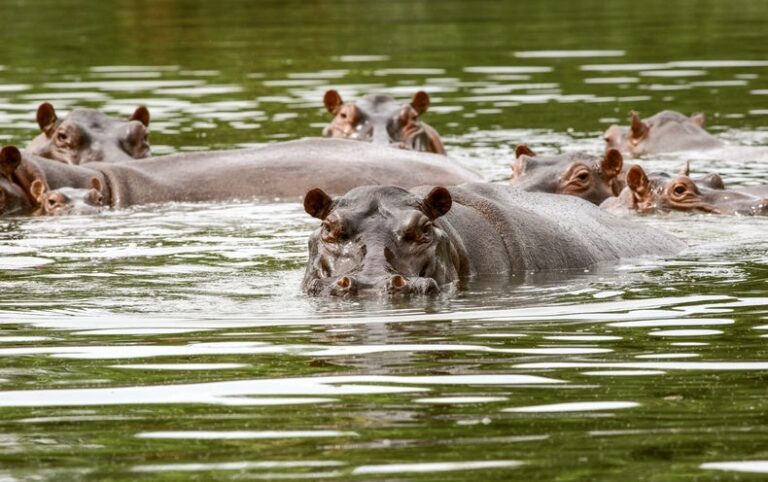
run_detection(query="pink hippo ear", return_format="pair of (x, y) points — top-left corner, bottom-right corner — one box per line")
(36, 103), (59, 137)
(690, 112), (706, 128)
(678, 161), (690, 177)
(90, 176), (103, 192)
(0, 146), (22, 177)
(323, 90), (344, 115)
(626, 164), (650, 198)
(601, 149), (624, 179)
(131, 106), (150, 127)
(630, 111), (649, 140)
(29, 179), (48, 204)
(304, 188), (333, 219)
(411, 91), (430, 116)
(422, 186), (452, 220)
(514, 144), (536, 158)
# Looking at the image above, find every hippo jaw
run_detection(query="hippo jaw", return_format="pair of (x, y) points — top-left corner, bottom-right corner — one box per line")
(302, 186), (459, 298)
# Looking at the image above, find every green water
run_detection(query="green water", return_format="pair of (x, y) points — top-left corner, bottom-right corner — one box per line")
(1, 1), (768, 480)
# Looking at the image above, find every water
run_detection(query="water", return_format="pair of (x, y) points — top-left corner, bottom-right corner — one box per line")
(1, 0), (768, 480)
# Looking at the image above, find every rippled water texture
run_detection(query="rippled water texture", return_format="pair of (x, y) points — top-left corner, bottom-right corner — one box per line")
(1, 1), (767, 480)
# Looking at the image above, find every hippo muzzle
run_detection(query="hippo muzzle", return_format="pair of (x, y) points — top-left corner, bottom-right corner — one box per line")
(306, 273), (441, 298)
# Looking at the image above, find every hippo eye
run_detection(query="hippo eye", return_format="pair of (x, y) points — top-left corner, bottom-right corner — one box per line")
(340, 113), (347, 119)
(47, 198), (56, 207)
(56, 132), (68, 143)
(673, 185), (687, 195)
(577, 172), (589, 182)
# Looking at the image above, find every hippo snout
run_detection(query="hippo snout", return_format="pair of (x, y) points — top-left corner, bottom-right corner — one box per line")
(306, 274), (440, 297)
(380, 275), (440, 297)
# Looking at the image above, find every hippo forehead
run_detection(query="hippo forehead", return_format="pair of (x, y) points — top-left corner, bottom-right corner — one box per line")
(524, 152), (602, 175)
(332, 186), (422, 220)
(645, 110), (692, 126)
(355, 94), (402, 117)
(65, 109), (126, 131)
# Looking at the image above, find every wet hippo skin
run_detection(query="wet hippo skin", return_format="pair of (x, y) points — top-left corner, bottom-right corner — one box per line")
(3, 138), (481, 213)
(302, 183), (685, 297)
(26, 103), (151, 165)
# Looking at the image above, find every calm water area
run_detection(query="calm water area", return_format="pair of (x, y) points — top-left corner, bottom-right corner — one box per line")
(0, 1), (767, 480)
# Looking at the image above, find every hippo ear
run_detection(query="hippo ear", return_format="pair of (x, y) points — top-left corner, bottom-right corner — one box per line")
(422, 186), (452, 220)
(29, 179), (48, 204)
(515, 144), (536, 158)
(678, 161), (690, 177)
(323, 90), (343, 115)
(626, 165), (650, 195)
(411, 91), (430, 116)
(131, 106), (150, 127)
(304, 188), (333, 219)
(511, 155), (528, 179)
(630, 111), (648, 139)
(37, 102), (58, 137)
(89, 176), (103, 192)
(690, 112), (706, 128)
(601, 149), (624, 179)
(0, 146), (22, 177)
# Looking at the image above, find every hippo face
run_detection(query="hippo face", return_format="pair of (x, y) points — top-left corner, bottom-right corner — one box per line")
(623, 165), (768, 216)
(302, 185), (459, 297)
(510, 145), (624, 205)
(322, 90), (445, 154)
(29, 177), (104, 216)
(0, 146), (32, 216)
(604, 110), (721, 157)
(26, 103), (151, 165)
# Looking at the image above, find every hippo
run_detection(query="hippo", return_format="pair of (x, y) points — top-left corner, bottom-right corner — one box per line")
(322, 90), (446, 155)
(25, 102), (151, 165)
(29, 178), (104, 216)
(302, 183), (684, 297)
(600, 164), (768, 216)
(510, 145), (625, 205)
(0, 138), (481, 216)
(603, 110), (724, 157)
(511, 146), (728, 205)
(0, 146), (32, 215)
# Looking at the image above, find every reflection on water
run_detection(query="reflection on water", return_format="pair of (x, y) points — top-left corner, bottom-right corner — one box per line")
(1, 0), (768, 480)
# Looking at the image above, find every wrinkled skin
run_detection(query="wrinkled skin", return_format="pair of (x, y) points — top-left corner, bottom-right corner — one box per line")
(26, 103), (151, 164)
(510, 145), (624, 205)
(601, 164), (768, 216)
(322, 90), (446, 155)
(603, 110), (723, 157)
(1, 139), (480, 216)
(302, 183), (684, 298)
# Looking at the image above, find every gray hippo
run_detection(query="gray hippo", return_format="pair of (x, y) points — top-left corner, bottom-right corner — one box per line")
(603, 111), (723, 157)
(302, 183), (685, 297)
(600, 164), (768, 216)
(511, 146), (726, 205)
(29, 179), (104, 216)
(510, 145), (625, 205)
(25, 102), (151, 165)
(323, 90), (446, 155)
(0, 139), (481, 215)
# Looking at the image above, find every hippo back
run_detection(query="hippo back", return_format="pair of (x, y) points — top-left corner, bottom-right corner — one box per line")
(418, 183), (684, 274)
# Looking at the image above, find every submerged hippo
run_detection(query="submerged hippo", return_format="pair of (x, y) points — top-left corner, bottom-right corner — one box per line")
(302, 183), (684, 297)
(0, 138), (481, 216)
(29, 178), (104, 216)
(26, 102), (151, 165)
(0, 146), (31, 215)
(323, 90), (446, 155)
(510, 145), (625, 205)
(603, 110), (723, 157)
(600, 164), (768, 216)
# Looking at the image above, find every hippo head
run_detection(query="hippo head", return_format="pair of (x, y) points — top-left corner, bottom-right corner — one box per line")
(0, 146), (33, 216)
(322, 90), (444, 154)
(510, 145), (624, 205)
(302, 185), (460, 297)
(603, 110), (721, 157)
(26, 103), (151, 165)
(622, 164), (768, 216)
(29, 177), (104, 216)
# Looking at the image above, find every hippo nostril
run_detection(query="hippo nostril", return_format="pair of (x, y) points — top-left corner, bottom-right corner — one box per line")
(336, 276), (352, 289)
(389, 275), (408, 290)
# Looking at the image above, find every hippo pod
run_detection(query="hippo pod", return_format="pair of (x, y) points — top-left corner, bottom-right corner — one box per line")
(1, 138), (482, 216)
(26, 102), (151, 165)
(600, 164), (768, 216)
(603, 110), (723, 157)
(302, 183), (685, 297)
(323, 90), (446, 155)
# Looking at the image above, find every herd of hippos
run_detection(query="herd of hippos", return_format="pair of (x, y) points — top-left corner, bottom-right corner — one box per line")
(1, 89), (766, 296)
